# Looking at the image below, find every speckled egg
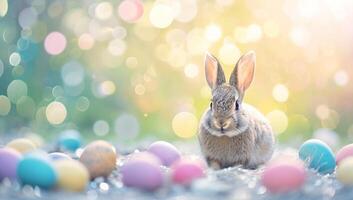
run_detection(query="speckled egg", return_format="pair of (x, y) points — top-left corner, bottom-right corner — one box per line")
(171, 157), (206, 185)
(336, 144), (353, 165)
(299, 139), (336, 174)
(58, 130), (81, 152)
(54, 159), (89, 192)
(49, 152), (71, 161)
(6, 138), (36, 154)
(121, 152), (163, 190)
(79, 140), (116, 179)
(261, 156), (306, 193)
(147, 141), (181, 166)
(17, 152), (58, 189)
(0, 148), (22, 181)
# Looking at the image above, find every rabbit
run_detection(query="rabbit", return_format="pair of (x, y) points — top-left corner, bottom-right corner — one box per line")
(198, 51), (275, 170)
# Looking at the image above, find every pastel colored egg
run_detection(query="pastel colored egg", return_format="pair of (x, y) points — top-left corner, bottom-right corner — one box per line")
(261, 156), (306, 193)
(336, 144), (353, 164)
(299, 139), (336, 174)
(171, 157), (206, 185)
(17, 152), (58, 189)
(147, 141), (181, 166)
(49, 152), (71, 161)
(121, 152), (163, 190)
(0, 148), (22, 181)
(79, 140), (116, 179)
(6, 138), (36, 154)
(58, 130), (81, 152)
(25, 133), (44, 148)
(337, 157), (353, 185)
(54, 159), (89, 192)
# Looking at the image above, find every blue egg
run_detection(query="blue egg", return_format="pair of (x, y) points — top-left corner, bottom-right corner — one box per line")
(299, 139), (336, 174)
(17, 152), (58, 189)
(58, 130), (81, 152)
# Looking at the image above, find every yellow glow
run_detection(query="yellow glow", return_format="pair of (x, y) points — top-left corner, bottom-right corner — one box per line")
(46, 101), (67, 125)
(316, 104), (330, 120)
(149, 3), (174, 29)
(100, 81), (116, 96)
(184, 63), (199, 78)
(95, 2), (113, 20)
(205, 24), (222, 42)
(0, 0), (8, 17)
(135, 84), (146, 95)
(266, 110), (288, 135)
(218, 42), (241, 65)
(187, 28), (208, 55)
(263, 20), (280, 38)
(272, 84), (289, 102)
(172, 112), (198, 138)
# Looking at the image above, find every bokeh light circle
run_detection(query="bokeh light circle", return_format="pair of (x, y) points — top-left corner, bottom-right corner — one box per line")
(218, 43), (241, 65)
(205, 24), (222, 42)
(184, 63), (199, 78)
(272, 84), (289, 102)
(0, 95), (11, 116)
(0, 0), (8, 17)
(46, 101), (67, 125)
(266, 110), (288, 135)
(172, 112), (198, 138)
(149, 3), (174, 29)
(76, 96), (90, 111)
(93, 120), (110, 136)
(115, 113), (139, 139)
(7, 80), (28, 103)
(108, 39), (126, 56)
(99, 81), (116, 96)
(18, 7), (38, 29)
(9, 52), (21, 66)
(78, 33), (94, 50)
(118, 0), (144, 23)
(61, 61), (84, 86)
(44, 32), (67, 55)
(95, 2), (113, 20)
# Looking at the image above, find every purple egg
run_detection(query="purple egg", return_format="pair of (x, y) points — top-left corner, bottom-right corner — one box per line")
(0, 148), (22, 181)
(121, 152), (163, 191)
(147, 141), (181, 166)
(49, 152), (71, 161)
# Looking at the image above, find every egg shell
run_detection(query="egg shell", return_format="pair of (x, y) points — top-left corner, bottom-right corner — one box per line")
(58, 130), (81, 152)
(49, 152), (71, 161)
(299, 139), (336, 174)
(171, 157), (206, 185)
(25, 133), (44, 148)
(6, 138), (36, 154)
(336, 157), (353, 185)
(79, 140), (116, 179)
(121, 152), (163, 190)
(336, 144), (353, 165)
(17, 152), (58, 189)
(261, 157), (306, 193)
(147, 141), (181, 166)
(54, 159), (89, 192)
(0, 148), (22, 181)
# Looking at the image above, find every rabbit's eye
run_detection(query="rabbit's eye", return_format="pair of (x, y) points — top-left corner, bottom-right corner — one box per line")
(235, 100), (239, 110)
(210, 102), (213, 110)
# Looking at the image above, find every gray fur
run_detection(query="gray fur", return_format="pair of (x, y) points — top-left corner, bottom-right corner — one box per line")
(198, 52), (275, 170)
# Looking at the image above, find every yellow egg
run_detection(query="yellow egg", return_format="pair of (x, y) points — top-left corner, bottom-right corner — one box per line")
(337, 157), (353, 185)
(25, 133), (44, 148)
(54, 159), (89, 192)
(79, 140), (117, 179)
(6, 138), (36, 154)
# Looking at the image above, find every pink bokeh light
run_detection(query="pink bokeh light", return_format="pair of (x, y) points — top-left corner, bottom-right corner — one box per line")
(118, 0), (144, 23)
(44, 32), (67, 55)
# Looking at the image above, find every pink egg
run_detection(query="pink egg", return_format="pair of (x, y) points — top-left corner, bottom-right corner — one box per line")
(336, 144), (353, 164)
(261, 156), (306, 193)
(121, 152), (163, 191)
(147, 141), (181, 166)
(118, 0), (144, 23)
(171, 157), (206, 185)
(44, 32), (67, 55)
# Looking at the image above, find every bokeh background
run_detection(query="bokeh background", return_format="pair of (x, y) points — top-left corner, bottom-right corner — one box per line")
(0, 0), (352, 148)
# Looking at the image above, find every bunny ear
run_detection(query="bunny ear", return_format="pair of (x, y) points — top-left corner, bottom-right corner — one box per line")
(229, 51), (255, 94)
(205, 53), (226, 89)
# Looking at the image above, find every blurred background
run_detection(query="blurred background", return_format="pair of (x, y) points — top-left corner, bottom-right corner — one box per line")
(0, 0), (352, 149)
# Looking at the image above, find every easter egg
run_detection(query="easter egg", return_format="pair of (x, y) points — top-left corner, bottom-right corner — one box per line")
(17, 152), (58, 189)
(79, 140), (116, 179)
(58, 130), (81, 152)
(0, 148), (22, 181)
(121, 152), (163, 190)
(6, 138), (36, 154)
(25, 133), (44, 148)
(336, 144), (353, 164)
(49, 152), (71, 161)
(171, 157), (206, 185)
(147, 141), (181, 166)
(54, 159), (89, 191)
(261, 156), (306, 193)
(337, 157), (353, 185)
(299, 139), (336, 174)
